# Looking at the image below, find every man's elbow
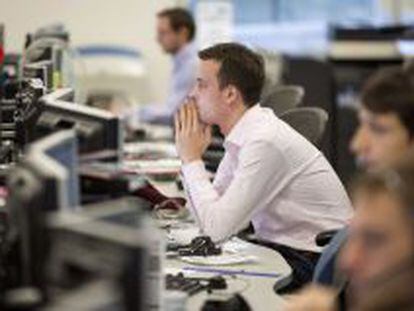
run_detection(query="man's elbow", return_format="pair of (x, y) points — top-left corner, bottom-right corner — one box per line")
(202, 218), (235, 243)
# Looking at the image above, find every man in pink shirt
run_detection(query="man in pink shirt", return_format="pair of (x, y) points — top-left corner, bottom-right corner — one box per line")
(175, 43), (352, 291)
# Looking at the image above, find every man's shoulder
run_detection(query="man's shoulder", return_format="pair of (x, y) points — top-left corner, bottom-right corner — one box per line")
(241, 110), (290, 147)
(241, 110), (320, 160)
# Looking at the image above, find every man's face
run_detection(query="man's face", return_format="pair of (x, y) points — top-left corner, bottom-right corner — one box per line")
(339, 191), (414, 302)
(156, 17), (181, 54)
(189, 60), (227, 125)
(350, 107), (411, 171)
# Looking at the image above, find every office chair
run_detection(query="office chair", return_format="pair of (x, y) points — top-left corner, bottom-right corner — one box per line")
(282, 56), (336, 163)
(280, 107), (328, 149)
(313, 228), (348, 287)
(256, 48), (284, 100)
(203, 126), (225, 173)
(315, 230), (339, 247)
(261, 85), (304, 116)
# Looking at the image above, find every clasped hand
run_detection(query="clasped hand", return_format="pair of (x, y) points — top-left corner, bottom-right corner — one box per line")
(174, 99), (212, 164)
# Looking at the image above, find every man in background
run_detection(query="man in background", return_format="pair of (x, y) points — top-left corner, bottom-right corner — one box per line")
(285, 65), (414, 309)
(129, 7), (197, 126)
(313, 65), (414, 285)
(350, 65), (414, 171)
(286, 152), (414, 310)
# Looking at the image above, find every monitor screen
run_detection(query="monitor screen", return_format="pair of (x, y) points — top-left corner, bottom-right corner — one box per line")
(31, 129), (80, 210)
(44, 131), (80, 209)
(23, 60), (53, 90)
(35, 96), (122, 162)
(46, 205), (151, 310)
(41, 87), (74, 102)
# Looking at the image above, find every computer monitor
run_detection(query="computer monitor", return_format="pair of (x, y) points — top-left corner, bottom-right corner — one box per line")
(22, 137), (71, 212)
(36, 95), (123, 162)
(41, 87), (75, 102)
(23, 60), (54, 90)
(6, 162), (55, 293)
(45, 198), (157, 310)
(30, 129), (80, 209)
(5, 136), (74, 291)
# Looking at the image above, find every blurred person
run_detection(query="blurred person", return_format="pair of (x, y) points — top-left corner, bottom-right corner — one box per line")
(351, 66), (414, 171)
(286, 65), (414, 309)
(128, 7), (197, 126)
(284, 285), (338, 311)
(339, 156), (414, 309)
(285, 150), (414, 311)
(354, 265), (414, 311)
(175, 42), (352, 292)
(312, 64), (414, 287)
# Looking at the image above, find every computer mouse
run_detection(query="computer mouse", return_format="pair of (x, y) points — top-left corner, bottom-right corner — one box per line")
(201, 293), (251, 311)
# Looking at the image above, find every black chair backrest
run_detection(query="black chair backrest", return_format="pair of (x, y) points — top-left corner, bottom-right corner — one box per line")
(280, 107), (328, 149)
(262, 85), (304, 116)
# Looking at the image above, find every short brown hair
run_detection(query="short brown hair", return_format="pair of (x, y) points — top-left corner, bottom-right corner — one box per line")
(157, 8), (195, 42)
(198, 42), (265, 107)
(361, 66), (414, 137)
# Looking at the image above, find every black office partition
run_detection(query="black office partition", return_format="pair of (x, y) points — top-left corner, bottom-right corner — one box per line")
(282, 56), (336, 166)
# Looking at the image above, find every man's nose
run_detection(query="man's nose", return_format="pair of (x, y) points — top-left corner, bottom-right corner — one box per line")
(350, 127), (369, 156)
(339, 239), (363, 279)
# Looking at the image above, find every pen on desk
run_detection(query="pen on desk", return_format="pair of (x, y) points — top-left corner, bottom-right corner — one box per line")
(182, 267), (281, 279)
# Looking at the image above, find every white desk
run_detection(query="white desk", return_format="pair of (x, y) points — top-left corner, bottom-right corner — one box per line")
(153, 180), (292, 311)
(165, 236), (291, 310)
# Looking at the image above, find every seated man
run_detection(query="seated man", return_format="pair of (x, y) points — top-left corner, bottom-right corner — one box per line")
(351, 65), (414, 171)
(313, 64), (414, 285)
(175, 43), (352, 291)
(286, 65), (414, 308)
(286, 152), (414, 310)
(127, 8), (197, 127)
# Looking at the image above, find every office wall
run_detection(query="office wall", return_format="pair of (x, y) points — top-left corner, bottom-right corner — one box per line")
(0, 0), (186, 103)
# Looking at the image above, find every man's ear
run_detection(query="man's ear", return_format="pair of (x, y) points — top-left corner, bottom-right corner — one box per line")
(178, 27), (190, 43)
(224, 85), (239, 104)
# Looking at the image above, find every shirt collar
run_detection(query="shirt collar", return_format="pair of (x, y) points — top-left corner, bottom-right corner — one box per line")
(224, 104), (262, 150)
(173, 41), (196, 66)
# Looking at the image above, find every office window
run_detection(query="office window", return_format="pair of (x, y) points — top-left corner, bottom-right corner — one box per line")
(192, 0), (414, 55)
(401, 0), (414, 24)
(234, 0), (376, 24)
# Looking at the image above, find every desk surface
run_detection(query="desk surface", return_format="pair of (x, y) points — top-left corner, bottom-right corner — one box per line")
(165, 236), (291, 311)
(153, 179), (292, 311)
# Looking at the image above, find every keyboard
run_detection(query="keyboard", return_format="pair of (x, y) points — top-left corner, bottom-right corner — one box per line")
(165, 273), (208, 296)
(165, 273), (227, 296)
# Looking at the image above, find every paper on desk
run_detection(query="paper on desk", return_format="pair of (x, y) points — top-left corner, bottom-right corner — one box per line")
(123, 159), (182, 176)
(167, 226), (201, 245)
(222, 238), (252, 253)
(124, 159), (181, 169)
(180, 252), (257, 266)
(124, 142), (177, 158)
(176, 237), (258, 266)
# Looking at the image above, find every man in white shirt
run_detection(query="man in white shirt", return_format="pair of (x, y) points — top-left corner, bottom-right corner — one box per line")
(175, 43), (353, 291)
(129, 8), (197, 126)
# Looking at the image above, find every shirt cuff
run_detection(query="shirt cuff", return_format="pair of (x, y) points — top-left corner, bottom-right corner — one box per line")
(181, 160), (209, 181)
